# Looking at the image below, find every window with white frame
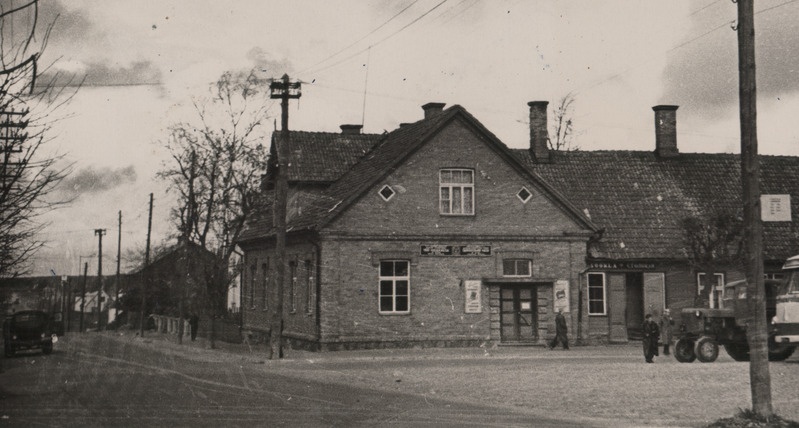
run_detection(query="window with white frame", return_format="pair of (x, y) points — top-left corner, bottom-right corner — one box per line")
(261, 259), (269, 310)
(503, 259), (532, 277)
(439, 169), (474, 215)
(587, 273), (606, 315)
(697, 273), (725, 308)
(249, 264), (256, 309)
(305, 260), (314, 314)
(289, 261), (297, 313)
(379, 260), (410, 314)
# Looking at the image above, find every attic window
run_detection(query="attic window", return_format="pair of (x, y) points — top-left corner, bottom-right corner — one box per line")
(517, 187), (532, 203)
(379, 185), (395, 201)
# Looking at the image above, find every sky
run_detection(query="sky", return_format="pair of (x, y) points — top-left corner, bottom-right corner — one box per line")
(15, 0), (799, 276)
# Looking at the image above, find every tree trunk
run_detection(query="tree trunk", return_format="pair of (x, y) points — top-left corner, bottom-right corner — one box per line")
(210, 316), (217, 350)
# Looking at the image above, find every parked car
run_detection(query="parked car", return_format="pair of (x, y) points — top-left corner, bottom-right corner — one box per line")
(3, 310), (56, 357)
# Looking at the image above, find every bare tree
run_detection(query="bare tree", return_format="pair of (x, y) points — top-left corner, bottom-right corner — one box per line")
(158, 69), (270, 347)
(0, 1), (77, 278)
(680, 211), (744, 306)
(549, 92), (578, 152)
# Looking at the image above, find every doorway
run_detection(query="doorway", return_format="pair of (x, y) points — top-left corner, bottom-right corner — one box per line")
(625, 273), (644, 340)
(500, 285), (538, 342)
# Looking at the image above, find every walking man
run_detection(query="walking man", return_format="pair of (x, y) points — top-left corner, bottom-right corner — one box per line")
(642, 313), (660, 363)
(549, 309), (569, 350)
(189, 313), (199, 341)
(660, 309), (674, 356)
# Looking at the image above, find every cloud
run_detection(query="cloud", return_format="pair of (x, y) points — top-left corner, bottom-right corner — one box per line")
(661, 8), (799, 117)
(59, 165), (137, 198)
(246, 47), (293, 76)
(40, 60), (163, 88)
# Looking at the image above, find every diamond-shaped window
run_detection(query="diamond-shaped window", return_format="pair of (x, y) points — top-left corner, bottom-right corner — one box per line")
(379, 185), (395, 201)
(517, 187), (532, 203)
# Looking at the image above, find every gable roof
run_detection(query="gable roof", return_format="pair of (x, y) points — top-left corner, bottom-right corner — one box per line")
(515, 149), (799, 262)
(278, 131), (382, 183)
(238, 105), (597, 244)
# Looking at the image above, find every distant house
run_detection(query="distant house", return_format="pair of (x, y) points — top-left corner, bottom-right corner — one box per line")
(235, 101), (799, 350)
(124, 239), (225, 319)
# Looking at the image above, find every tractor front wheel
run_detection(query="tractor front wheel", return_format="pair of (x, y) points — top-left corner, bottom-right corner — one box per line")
(674, 338), (696, 363)
(725, 343), (750, 361)
(695, 336), (719, 363)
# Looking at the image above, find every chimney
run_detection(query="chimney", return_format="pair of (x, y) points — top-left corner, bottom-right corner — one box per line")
(422, 102), (446, 119)
(340, 124), (362, 135)
(528, 101), (550, 163)
(653, 105), (679, 158)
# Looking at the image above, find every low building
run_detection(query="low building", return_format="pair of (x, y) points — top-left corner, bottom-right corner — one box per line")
(238, 101), (799, 350)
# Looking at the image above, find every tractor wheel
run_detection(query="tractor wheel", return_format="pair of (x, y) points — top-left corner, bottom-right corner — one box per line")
(768, 339), (796, 362)
(694, 336), (719, 363)
(724, 343), (750, 362)
(674, 338), (696, 363)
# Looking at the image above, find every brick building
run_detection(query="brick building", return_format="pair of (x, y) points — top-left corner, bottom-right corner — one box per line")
(238, 101), (799, 350)
(238, 102), (598, 350)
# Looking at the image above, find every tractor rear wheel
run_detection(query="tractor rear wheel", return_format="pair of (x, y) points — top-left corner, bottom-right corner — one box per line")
(695, 336), (719, 363)
(725, 343), (750, 361)
(674, 338), (696, 363)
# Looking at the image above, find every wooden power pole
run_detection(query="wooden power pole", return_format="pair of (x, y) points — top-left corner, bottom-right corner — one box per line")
(139, 193), (154, 337)
(94, 228), (106, 330)
(268, 74), (301, 359)
(737, 0), (772, 417)
(115, 211), (122, 328)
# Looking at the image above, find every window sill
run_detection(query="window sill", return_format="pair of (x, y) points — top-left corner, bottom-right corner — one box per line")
(379, 312), (411, 316)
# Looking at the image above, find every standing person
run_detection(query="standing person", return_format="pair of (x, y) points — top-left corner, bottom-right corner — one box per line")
(549, 309), (569, 350)
(189, 313), (199, 341)
(660, 309), (674, 356)
(642, 313), (660, 363)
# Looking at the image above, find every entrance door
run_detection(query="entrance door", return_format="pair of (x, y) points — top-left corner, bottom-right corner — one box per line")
(500, 285), (537, 342)
(626, 273), (644, 340)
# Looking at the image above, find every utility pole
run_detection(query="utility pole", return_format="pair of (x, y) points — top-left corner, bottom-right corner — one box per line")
(94, 228), (106, 330)
(80, 262), (87, 332)
(736, 0), (772, 417)
(268, 74), (301, 359)
(178, 151), (196, 345)
(139, 193), (153, 337)
(115, 211), (122, 329)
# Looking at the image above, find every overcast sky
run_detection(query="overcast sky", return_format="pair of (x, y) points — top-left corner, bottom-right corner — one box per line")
(20, 0), (799, 276)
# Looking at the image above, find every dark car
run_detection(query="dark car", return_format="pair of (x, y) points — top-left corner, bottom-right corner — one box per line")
(3, 310), (56, 357)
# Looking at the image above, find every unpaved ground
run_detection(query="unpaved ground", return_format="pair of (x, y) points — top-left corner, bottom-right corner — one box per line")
(67, 332), (799, 427)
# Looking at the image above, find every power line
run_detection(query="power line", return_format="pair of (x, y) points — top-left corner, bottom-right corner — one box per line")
(299, 0), (450, 79)
(297, 0), (422, 76)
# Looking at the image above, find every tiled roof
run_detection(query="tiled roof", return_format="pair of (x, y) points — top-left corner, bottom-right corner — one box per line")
(277, 131), (382, 183)
(238, 106), (597, 244)
(515, 150), (799, 261)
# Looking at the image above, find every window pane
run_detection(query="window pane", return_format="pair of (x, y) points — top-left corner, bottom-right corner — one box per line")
(588, 287), (603, 300)
(380, 280), (393, 295)
(589, 301), (604, 314)
(440, 170), (452, 183)
(517, 260), (530, 276)
(453, 187), (462, 213)
(519, 288), (531, 299)
(380, 297), (394, 312)
(395, 262), (408, 277)
(380, 262), (393, 277)
(440, 187), (450, 213)
(395, 280), (408, 295)
(464, 187), (473, 214)
(395, 296), (408, 311)
(502, 260), (515, 276)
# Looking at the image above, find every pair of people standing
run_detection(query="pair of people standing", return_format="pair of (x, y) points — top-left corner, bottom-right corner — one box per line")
(642, 310), (673, 363)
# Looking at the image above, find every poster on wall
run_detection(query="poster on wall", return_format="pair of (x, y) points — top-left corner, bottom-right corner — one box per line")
(464, 280), (482, 313)
(553, 279), (570, 313)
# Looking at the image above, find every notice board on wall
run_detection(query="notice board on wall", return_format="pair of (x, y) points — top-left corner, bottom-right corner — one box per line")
(464, 280), (482, 313)
(553, 279), (570, 313)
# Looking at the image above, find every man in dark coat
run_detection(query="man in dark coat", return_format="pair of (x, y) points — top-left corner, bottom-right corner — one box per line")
(549, 309), (569, 350)
(189, 314), (199, 341)
(642, 313), (660, 363)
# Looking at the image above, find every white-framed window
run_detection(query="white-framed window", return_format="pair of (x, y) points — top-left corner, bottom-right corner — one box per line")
(587, 272), (606, 315)
(439, 169), (474, 215)
(379, 260), (410, 314)
(517, 187), (532, 203)
(261, 259), (269, 311)
(289, 261), (297, 313)
(502, 259), (532, 277)
(379, 185), (395, 201)
(697, 273), (725, 309)
(305, 259), (314, 314)
(249, 264), (256, 309)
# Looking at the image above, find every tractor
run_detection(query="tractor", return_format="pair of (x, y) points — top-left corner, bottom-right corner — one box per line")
(673, 277), (796, 363)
